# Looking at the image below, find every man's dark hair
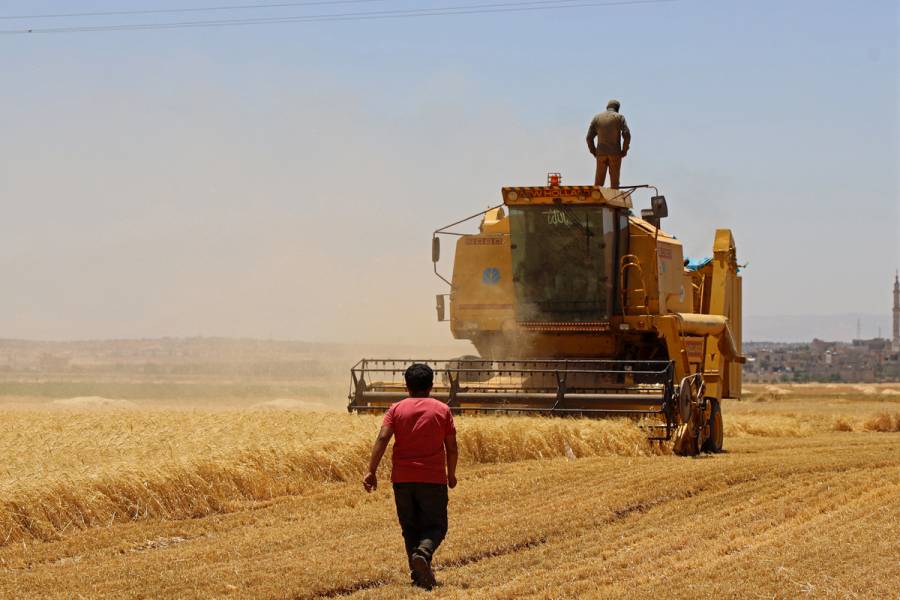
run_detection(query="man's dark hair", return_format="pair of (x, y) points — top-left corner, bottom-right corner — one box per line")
(405, 363), (434, 396)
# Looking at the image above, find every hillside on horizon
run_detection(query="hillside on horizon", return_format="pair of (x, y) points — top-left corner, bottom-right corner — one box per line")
(745, 313), (893, 343)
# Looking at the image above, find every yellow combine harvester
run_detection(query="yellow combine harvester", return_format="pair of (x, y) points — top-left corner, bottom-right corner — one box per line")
(349, 175), (744, 455)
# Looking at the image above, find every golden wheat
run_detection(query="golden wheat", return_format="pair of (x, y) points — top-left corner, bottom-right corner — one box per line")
(1, 384), (898, 599)
(2, 433), (896, 600)
(832, 416), (855, 432)
(0, 412), (661, 546)
(2, 390), (896, 549)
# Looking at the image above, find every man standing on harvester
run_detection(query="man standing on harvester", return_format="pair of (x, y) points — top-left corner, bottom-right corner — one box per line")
(587, 99), (631, 188)
(363, 363), (458, 590)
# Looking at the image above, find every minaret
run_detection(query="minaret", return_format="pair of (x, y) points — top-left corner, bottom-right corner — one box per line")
(893, 271), (900, 352)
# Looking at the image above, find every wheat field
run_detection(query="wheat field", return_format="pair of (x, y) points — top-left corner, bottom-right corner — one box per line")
(1, 383), (898, 599)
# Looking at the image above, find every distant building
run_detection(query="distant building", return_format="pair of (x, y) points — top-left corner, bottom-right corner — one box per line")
(893, 271), (899, 353)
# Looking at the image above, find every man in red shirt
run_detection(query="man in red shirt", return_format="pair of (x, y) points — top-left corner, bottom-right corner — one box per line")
(363, 363), (458, 590)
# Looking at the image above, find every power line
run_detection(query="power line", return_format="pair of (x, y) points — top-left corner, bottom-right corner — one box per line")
(0, 0), (676, 35)
(0, 0), (390, 21)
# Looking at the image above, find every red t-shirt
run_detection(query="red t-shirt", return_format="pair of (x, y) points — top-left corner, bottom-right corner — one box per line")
(383, 397), (456, 484)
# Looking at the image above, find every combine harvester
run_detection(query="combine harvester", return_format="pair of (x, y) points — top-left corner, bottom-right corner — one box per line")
(349, 174), (744, 455)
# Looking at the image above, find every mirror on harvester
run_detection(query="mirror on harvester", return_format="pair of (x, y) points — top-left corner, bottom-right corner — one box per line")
(432, 236), (440, 263)
(651, 195), (668, 218)
(435, 294), (446, 321)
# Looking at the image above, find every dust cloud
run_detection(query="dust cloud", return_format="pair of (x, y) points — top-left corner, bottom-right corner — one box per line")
(0, 73), (586, 347)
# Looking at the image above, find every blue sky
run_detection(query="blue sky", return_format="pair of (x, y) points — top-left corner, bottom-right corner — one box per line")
(0, 0), (897, 343)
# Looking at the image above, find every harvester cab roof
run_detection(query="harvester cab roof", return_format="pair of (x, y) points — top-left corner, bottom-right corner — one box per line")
(501, 177), (669, 228)
(501, 184), (633, 209)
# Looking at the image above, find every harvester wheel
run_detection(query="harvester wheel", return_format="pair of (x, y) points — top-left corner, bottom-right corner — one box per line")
(701, 399), (724, 453)
(672, 423), (699, 456)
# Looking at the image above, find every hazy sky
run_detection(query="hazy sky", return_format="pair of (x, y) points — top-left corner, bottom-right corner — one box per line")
(1, 0), (898, 344)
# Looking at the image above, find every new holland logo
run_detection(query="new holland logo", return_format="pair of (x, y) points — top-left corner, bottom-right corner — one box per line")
(482, 268), (501, 285)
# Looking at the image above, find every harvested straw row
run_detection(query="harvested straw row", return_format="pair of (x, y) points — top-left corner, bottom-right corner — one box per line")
(831, 412), (900, 432)
(724, 415), (814, 438)
(863, 411), (900, 432)
(0, 417), (658, 546)
(725, 412), (900, 436)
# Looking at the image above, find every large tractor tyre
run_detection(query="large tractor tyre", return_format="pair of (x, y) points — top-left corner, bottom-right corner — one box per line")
(701, 398), (724, 453)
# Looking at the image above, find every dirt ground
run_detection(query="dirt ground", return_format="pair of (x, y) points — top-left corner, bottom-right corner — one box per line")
(0, 383), (897, 599)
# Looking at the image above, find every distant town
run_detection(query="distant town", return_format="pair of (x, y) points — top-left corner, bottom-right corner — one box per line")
(744, 338), (900, 383)
(745, 274), (900, 383)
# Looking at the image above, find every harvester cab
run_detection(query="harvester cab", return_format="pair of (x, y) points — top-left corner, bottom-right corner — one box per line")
(350, 174), (744, 456)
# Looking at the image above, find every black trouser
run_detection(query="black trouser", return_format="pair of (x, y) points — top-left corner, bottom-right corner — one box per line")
(392, 483), (448, 565)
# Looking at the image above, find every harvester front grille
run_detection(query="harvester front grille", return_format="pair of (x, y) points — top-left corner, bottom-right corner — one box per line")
(348, 359), (676, 440)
